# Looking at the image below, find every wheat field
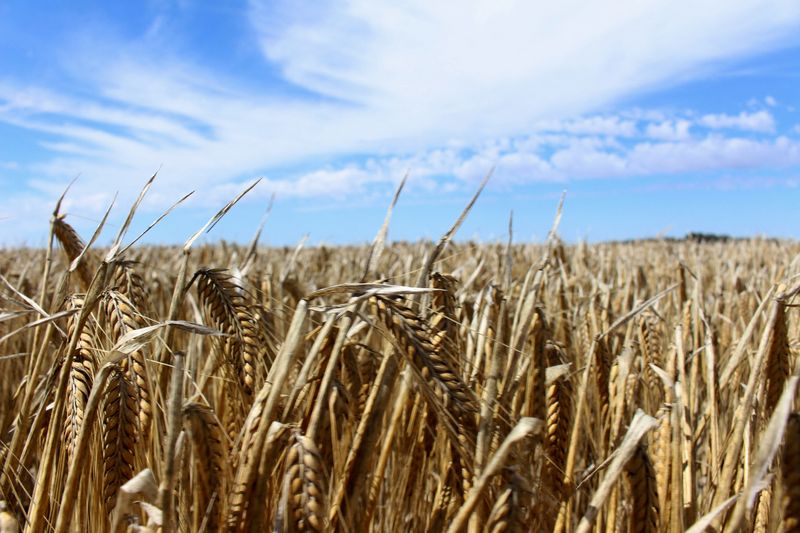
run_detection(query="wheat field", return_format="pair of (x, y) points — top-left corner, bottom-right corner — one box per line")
(1, 185), (799, 532)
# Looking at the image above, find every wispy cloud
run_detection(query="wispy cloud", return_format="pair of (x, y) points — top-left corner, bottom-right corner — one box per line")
(253, 0), (800, 129)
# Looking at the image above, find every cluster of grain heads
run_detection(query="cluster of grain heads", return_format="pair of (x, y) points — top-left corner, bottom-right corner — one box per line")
(280, 433), (327, 531)
(101, 364), (138, 513)
(2, 178), (800, 531)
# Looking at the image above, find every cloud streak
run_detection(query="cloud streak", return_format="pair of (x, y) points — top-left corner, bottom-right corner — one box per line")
(254, 1), (800, 120)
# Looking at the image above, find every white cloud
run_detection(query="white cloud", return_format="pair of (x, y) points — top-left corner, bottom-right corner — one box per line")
(253, 0), (800, 137)
(339, 131), (800, 189)
(627, 135), (800, 173)
(699, 110), (776, 132)
(535, 116), (638, 138)
(454, 150), (556, 185)
(645, 120), (692, 141)
(551, 147), (628, 178)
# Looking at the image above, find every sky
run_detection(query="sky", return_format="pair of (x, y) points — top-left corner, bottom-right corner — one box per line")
(0, 0), (799, 246)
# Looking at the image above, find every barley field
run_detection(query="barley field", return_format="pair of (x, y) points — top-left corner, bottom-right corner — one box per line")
(1, 188), (799, 532)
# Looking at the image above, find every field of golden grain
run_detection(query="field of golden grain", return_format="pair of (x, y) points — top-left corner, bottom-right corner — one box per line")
(1, 189), (799, 532)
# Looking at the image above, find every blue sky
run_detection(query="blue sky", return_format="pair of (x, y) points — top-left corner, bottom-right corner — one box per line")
(1, 0), (799, 246)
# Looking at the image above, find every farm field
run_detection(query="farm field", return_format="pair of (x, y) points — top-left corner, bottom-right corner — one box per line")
(1, 1), (798, 531)
(1, 207), (799, 532)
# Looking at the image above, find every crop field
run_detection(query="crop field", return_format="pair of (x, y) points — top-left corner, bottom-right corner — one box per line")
(0, 190), (799, 532)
